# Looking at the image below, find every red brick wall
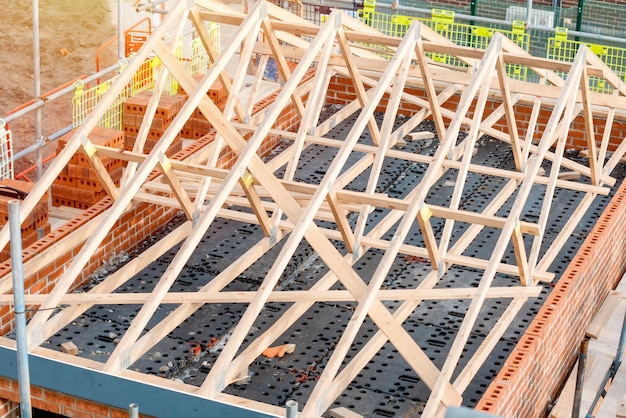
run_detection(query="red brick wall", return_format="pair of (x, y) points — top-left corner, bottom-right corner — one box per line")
(476, 179), (626, 417)
(0, 376), (139, 418)
(328, 75), (625, 151)
(0, 397), (18, 418)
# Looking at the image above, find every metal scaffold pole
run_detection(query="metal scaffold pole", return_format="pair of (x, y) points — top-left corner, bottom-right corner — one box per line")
(128, 403), (139, 418)
(32, 0), (43, 180)
(525, 0), (533, 25)
(118, 0), (125, 61)
(286, 400), (298, 418)
(9, 200), (32, 418)
(575, 0), (584, 41)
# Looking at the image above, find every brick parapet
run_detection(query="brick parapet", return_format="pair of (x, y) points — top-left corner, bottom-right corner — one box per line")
(327, 75), (626, 152)
(476, 179), (626, 417)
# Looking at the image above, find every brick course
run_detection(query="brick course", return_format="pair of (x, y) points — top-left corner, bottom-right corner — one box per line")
(327, 75), (626, 152)
(0, 376), (140, 418)
(476, 179), (626, 417)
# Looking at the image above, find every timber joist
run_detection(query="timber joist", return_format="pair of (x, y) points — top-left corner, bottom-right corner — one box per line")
(0, 0), (624, 416)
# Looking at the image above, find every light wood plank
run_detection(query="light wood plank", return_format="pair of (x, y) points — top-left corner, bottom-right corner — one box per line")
(39, 221), (194, 344)
(422, 39), (588, 417)
(326, 191), (356, 253)
(304, 24), (489, 416)
(239, 174), (273, 236)
(528, 71), (585, 272)
(353, 36), (413, 242)
(511, 218), (530, 286)
(122, 12), (190, 188)
(549, 360), (578, 418)
(598, 104), (616, 169)
(453, 297), (529, 392)
(260, 17), (305, 117)
(335, 25), (383, 147)
(158, 153), (196, 220)
(103, 2), (272, 373)
(580, 66), (600, 185)
(437, 37), (499, 259)
(328, 407), (363, 418)
(194, 12), (262, 212)
(415, 34), (447, 141)
(24, 3), (193, 348)
(496, 52), (523, 171)
(80, 136), (120, 201)
(587, 291), (623, 340)
(208, 21), (464, 403)
(189, 5), (246, 122)
(126, 237), (282, 370)
(311, 179), (524, 410)
(0, 286), (542, 305)
(417, 202), (441, 270)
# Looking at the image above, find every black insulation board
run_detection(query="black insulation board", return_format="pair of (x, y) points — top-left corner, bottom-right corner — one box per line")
(41, 110), (626, 417)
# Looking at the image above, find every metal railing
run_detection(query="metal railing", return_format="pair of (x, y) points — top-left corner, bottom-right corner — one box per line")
(5, 0), (626, 182)
(0, 121), (13, 180)
(1, 20), (219, 182)
(296, 0), (626, 88)
(1, 64), (120, 182)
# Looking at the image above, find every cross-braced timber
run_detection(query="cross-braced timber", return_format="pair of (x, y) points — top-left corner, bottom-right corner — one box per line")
(0, 0), (625, 416)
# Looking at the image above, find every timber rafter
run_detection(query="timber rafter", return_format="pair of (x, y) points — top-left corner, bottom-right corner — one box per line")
(0, 1), (625, 416)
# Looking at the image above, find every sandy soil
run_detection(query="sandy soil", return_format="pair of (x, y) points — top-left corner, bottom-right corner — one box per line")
(0, 0), (246, 117)
(0, 1), (124, 116)
(0, 0), (244, 175)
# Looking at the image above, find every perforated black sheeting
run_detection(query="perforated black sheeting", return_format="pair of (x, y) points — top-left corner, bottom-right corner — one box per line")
(42, 110), (626, 417)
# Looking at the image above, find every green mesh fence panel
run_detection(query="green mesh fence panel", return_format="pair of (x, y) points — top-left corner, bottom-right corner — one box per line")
(359, 6), (529, 78)
(547, 27), (626, 93)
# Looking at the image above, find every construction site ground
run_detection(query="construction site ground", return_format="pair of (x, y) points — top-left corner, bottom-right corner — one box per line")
(0, 0), (120, 115)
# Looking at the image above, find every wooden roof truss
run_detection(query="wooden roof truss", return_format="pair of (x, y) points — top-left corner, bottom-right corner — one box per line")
(0, 0), (625, 416)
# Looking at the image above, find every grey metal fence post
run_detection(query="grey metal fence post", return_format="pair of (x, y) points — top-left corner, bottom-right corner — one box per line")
(118, 0), (125, 61)
(575, 0), (584, 41)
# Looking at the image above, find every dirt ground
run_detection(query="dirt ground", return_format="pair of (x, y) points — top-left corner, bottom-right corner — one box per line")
(0, 0), (243, 176)
(0, 0), (124, 116)
(0, 0), (246, 117)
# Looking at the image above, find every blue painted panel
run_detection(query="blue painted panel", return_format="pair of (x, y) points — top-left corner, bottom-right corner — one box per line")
(0, 346), (278, 418)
